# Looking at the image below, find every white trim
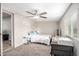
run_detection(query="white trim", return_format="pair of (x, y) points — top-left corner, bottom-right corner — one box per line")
(2, 10), (14, 50)
(1, 3), (3, 56)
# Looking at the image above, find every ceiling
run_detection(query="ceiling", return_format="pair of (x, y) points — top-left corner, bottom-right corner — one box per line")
(2, 3), (70, 21)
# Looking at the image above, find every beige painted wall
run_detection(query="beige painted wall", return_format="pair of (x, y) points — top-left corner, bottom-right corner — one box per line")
(36, 21), (58, 35)
(14, 13), (33, 47)
(60, 4), (77, 36)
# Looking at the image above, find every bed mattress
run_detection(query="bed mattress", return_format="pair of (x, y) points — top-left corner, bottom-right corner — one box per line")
(58, 37), (73, 46)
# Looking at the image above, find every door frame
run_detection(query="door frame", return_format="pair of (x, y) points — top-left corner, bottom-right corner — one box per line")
(2, 10), (14, 49)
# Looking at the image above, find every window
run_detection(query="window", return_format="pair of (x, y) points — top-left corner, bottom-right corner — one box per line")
(68, 10), (78, 38)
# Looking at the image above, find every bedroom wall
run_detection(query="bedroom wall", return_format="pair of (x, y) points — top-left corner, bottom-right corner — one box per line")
(60, 3), (79, 56)
(32, 21), (58, 35)
(59, 4), (77, 36)
(14, 14), (33, 47)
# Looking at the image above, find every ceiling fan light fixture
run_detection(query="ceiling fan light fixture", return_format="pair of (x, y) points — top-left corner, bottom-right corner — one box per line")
(26, 9), (47, 19)
(33, 15), (39, 19)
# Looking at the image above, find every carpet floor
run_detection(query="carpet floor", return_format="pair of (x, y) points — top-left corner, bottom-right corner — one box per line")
(3, 40), (11, 51)
(3, 43), (51, 56)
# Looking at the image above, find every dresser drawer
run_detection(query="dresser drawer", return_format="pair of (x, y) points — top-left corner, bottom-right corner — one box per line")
(51, 44), (73, 52)
(52, 50), (73, 56)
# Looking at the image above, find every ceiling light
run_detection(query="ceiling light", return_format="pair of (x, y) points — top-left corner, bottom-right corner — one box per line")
(33, 16), (39, 19)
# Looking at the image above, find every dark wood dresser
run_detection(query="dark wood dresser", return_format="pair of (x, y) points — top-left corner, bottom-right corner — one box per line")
(50, 43), (74, 56)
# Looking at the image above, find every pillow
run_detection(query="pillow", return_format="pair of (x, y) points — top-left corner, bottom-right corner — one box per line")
(31, 31), (38, 36)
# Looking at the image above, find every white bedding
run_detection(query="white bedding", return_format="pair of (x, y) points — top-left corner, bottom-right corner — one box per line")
(57, 37), (73, 46)
(31, 35), (51, 45)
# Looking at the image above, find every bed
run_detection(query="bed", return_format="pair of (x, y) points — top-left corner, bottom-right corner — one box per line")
(58, 37), (73, 46)
(24, 31), (52, 45)
(31, 34), (51, 45)
(52, 36), (73, 46)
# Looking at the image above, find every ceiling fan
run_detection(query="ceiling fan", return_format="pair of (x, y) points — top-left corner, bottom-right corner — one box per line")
(26, 9), (47, 19)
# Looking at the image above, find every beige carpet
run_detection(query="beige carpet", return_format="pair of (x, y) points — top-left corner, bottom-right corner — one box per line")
(3, 40), (11, 51)
(3, 43), (51, 56)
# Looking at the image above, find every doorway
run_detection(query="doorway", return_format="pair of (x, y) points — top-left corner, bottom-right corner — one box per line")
(2, 10), (14, 52)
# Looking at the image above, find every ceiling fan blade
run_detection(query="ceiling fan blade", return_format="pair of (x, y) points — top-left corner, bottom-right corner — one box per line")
(26, 11), (34, 15)
(40, 16), (47, 18)
(39, 12), (47, 15)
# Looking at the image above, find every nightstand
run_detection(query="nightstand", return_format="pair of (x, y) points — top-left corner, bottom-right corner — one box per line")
(23, 35), (31, 44)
